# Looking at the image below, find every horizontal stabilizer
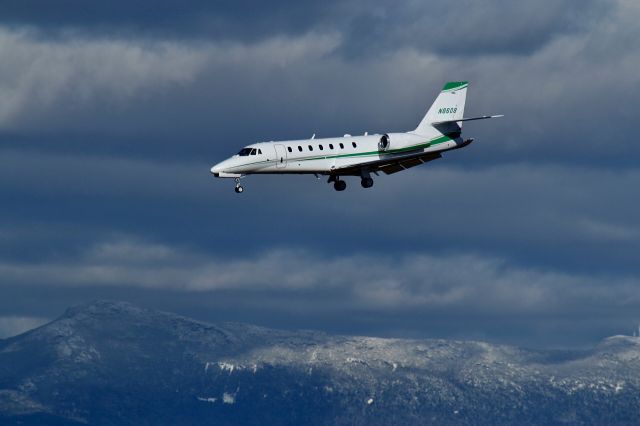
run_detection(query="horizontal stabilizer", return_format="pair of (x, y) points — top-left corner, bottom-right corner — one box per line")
(432, 115), (503, 126)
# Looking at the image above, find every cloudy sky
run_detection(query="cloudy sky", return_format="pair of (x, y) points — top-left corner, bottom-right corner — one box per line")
(1, 0), (639, 348)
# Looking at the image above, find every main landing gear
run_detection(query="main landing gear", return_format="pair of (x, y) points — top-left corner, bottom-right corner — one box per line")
(361, 177), (374, 188)
(334, 180), (347, 191)
(328, 175), (346, 191)
(234, 177), (244, 193)
(328, 175), (374, 191)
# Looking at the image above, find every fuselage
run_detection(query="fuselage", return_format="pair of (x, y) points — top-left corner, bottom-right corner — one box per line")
(209, 81), (499, 193)
(210, 131), (462, 177)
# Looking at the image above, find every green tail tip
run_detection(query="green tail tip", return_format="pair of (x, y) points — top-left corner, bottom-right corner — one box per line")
(442, 81), (468, 91)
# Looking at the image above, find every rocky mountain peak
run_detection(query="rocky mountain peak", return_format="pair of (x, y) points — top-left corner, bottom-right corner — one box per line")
(2, 301), (640, 425)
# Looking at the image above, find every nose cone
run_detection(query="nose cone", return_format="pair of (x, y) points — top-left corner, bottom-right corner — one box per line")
(210, 162), (224, 177)
(210, 157), (244, 178)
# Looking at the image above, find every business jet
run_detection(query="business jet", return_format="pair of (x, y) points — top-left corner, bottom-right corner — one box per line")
(210, 81), (501, 193)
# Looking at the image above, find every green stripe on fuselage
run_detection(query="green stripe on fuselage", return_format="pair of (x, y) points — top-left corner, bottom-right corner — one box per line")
(226, 134), (454, 171)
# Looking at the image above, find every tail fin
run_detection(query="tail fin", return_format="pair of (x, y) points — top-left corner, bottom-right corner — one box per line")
(414, 81), (468, 135)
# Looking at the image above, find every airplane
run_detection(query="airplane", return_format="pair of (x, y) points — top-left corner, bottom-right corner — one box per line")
(210, 81), (502, 193)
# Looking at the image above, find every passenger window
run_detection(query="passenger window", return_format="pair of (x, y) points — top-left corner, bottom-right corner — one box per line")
(288, 147), (292, 152)
(339, 143), (344, 149)
(352, 142), (357, 148)
(319, 145), (323, 150)
(309, 145), (313, 151)
(329, 144), (334, 149)
(250, 149), (257, 155)
(298, 146), (303, 152)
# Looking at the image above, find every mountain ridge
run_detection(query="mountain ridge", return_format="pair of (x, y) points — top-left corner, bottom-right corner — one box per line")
(1, 300), (639, 425)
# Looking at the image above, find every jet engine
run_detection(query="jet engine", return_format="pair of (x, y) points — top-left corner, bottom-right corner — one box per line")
(378, 134), (391, 151)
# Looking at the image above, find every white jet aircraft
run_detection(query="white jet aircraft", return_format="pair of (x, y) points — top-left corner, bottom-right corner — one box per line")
(210, 81), (501, 193)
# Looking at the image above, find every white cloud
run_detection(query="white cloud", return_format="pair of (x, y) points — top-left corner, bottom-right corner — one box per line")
(0, 27), (208, 128)
(578, 219), (640, 242)
(0, 27), (341, 131)
(1, 238), (638, 318)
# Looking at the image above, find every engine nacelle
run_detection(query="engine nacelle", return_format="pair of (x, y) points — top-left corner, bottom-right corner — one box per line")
(378, 133), (425, 152)
(378, 134), (391, 151)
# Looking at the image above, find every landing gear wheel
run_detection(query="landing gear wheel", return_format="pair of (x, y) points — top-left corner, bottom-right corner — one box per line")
(233, 177), (244, 193)
(361, 177), (374, 188)
(334, 180), (347, 191)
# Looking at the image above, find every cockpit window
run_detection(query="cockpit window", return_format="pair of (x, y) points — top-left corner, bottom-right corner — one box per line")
(258, 149), (262, 154)
(250, 149), (257, 155)
(238, 148), (252, 156)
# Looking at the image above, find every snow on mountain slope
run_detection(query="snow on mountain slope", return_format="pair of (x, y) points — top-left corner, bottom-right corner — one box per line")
(1, 301), (639, 425)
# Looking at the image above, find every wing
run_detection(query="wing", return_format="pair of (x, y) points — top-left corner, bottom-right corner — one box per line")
(378, 152), (442, 175)
(332, 150), (442, 176)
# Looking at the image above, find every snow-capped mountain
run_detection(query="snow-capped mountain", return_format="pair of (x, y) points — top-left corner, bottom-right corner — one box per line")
(1, 301), (639, 425)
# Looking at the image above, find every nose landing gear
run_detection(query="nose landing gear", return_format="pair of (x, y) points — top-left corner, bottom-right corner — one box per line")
(234, 177), (244, 194)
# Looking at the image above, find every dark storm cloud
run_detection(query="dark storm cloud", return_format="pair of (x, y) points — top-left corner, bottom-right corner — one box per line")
(0, 0), (607, 57)
(2, 148), (639, 274)
(1, 0), (638, 167)
(335, 0), (608, 57)
(0, 0), (328, 42)
(1, 0), (640, 348)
